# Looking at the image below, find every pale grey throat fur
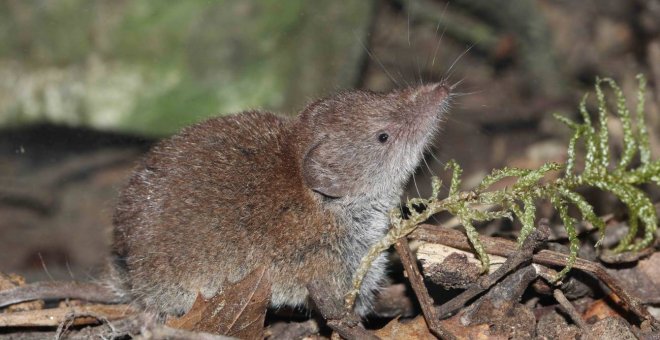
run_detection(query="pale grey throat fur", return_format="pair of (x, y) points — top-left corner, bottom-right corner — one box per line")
(110, 83), (451, 318)
(326, 95), (448, 315)
(328, 192), (400, 315)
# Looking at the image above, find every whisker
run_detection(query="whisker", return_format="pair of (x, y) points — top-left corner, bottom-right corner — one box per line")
(353, 30), (400, 87)
(412, 172), (422, 199)
(396, 69), (412, 88)
(428, 150), (445, 166)
(416, 54), (424, 86)
(407, 7), (411, 47)
(422, 154), (436, 177)
(406, 6), (424, 86)
(450, 76), (467, 90)
(65, 260), (75, 280)
(38, 252), (55, 282)
(430, 2), (449, 69)
(83, 267), (96, 282)
(451, 90), (484, 97)
(445, 43), (475, 82)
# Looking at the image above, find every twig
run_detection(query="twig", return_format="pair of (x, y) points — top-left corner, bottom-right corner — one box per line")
(553, 289), (588, 332)
(94, 313), (238, 340)
(435, 220), (549, 318)
(55, 312), (113, 340)
(461, 265), (538, 327)
(533, 249), (658, 328)
(1, 312), (239, 339)
(480, 220), (550, 287)
(410, 223), (659, 328)
(394, 238), (456, 339)
(0, 304), (135, 327)
(0, 281), (123, 307)
(325, 320), (379, 340)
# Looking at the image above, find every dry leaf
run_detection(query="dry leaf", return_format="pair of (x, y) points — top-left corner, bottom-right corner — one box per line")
(583, 297), (622, 323)
(375, 314), (496, 340)
(375, 316), (435, 340)
(166, 293), (207, 330)
(167, 265), (271, 339)
(440, 314), (495, 340)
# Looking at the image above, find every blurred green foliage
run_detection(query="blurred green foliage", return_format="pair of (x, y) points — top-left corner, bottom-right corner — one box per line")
(0, 0), (373, 135)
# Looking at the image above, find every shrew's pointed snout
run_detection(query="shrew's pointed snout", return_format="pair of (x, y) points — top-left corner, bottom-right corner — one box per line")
(413, 83), (450, 104)
(402, 83), (451, 121)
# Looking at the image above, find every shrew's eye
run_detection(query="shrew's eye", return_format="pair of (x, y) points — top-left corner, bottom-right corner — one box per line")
(378, 133), (389, 143)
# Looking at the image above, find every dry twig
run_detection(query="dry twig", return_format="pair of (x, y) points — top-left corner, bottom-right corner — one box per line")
(435, 220), (550, 318)
(0, 304), (135, 327)
(394, 238), (456, 339)
(410, 223), (659, 328)
(553, 289), (588, 331)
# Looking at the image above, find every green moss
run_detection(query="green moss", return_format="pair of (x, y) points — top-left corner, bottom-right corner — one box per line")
(347, 75), (659, 309)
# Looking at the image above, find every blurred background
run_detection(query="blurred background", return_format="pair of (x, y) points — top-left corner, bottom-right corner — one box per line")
(0, 0), (658, 281)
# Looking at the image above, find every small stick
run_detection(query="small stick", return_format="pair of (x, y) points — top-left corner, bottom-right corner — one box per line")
(478, 220), (550, 288)
(435, 220), (550, 318)
(394, 238), (455, 340)
(79, 314), (237, 340)
(56, 312), (113, 340)
(326, 320), (379, 340)
(0, 281), (122, 307)
(410, 223), (659, 328)
(461, 265), (538, 326)
(0, 304), (135, 327)
(553, 289), (588, 331)
(533, 250), (657, 328)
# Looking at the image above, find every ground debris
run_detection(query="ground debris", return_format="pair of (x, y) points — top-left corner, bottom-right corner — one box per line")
(375, 316), (435, 340)
(166, 265), (271, 339)
(2, 1), (660, 338)
(0, 303), (136, 327)
(371, 283), (415, 318)
(604, 252), (660, 304)
(535, 309), (582, 340)
(264, 319), (320, 340)
(460, 265), (538, 339)
(586, 316), (637, 340)
(0, 273), (43, 312)
(417, 244), (505, 289)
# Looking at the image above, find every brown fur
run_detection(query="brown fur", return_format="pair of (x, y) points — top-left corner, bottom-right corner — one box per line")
(112, 84), (450, 317)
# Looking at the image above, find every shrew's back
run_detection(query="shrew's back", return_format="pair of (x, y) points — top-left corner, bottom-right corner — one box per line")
(112, 111), (335, 315)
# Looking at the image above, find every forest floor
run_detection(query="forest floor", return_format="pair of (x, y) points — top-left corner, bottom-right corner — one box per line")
(1, 0), (659, 338)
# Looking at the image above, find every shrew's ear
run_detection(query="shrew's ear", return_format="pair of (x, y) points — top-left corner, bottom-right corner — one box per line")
(302, 140), (351, 198)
